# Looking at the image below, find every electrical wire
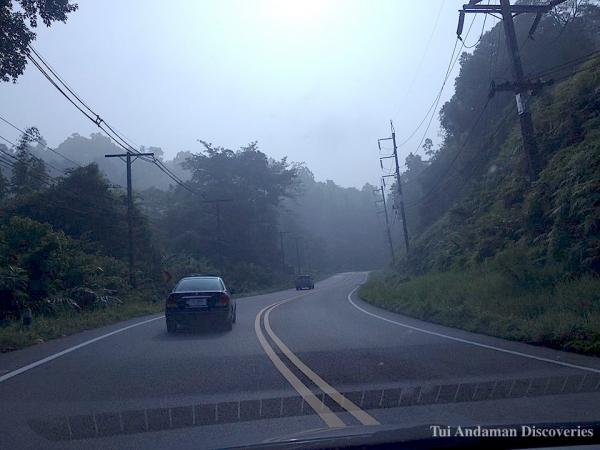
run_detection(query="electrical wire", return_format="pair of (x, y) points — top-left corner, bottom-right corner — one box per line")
(0, 133), (134, 216)
(463, 9), (488, 49)
(395, 0), (446, 109)
(26, 47), (201, 196)
(530, 48), (600, 78)
(0, 114), (82, 169)
(404, 96), (494, 210)
(410, 23), (479, 157)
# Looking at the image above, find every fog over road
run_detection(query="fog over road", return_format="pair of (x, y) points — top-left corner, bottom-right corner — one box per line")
(1, 273), (599, 449)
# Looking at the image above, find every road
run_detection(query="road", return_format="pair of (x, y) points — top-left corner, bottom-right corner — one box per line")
(1, 272), (599, 449)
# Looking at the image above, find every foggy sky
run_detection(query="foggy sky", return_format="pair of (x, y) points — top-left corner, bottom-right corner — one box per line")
(0, 0), (492, 188)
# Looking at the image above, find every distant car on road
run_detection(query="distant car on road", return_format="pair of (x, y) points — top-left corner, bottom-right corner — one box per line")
(295, 275), (315, 290)
(165, 276), (236, 333)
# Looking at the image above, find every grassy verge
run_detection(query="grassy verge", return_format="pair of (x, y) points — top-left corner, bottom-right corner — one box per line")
(359, 270), (600, 356)
(0, 298), (163, 353)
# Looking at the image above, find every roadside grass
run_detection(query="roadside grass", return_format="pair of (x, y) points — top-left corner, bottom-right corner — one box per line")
(0, 297), (163, 353)
(359, 270), (600, 356)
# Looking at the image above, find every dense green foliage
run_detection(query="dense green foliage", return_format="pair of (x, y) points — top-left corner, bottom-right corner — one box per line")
(0, 132), (385, 330)
(390, 3), (600, 275)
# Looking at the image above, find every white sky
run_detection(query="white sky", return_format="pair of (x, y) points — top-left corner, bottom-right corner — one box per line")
(0, 0), (493, 188)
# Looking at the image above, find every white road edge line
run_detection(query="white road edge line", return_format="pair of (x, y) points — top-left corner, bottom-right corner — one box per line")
(347, 285), (600, 375)
(0, 315), (164, 384)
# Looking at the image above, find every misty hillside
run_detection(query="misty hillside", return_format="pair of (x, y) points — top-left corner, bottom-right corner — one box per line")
(363, 3), (600, 354)
(395, 1), (599, 274)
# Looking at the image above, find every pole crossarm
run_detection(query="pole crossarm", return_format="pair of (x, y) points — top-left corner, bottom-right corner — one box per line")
(461, 4), (553, 14)
(104, 151), (154, 287)
(456, 0), (566, 181)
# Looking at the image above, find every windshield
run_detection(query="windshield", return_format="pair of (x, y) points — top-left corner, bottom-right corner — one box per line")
(1, 1), (599, 449)
(175, 278), (223, 292)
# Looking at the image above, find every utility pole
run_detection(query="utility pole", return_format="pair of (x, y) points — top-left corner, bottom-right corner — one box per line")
(105, 151), (154, 287)
(378, 120), (409, 254)
(458, 0), (566, 181)
(374, 182), (395, 263)
(202, 198), (233, 277)
(279, 231), (290, 271)
(294, 236), (302, 275)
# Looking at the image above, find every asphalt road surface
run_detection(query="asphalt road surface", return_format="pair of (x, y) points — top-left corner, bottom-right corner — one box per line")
(1, 272), (600, 449)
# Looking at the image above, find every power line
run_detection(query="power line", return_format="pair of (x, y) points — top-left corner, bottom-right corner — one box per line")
(460, 0), (570, 182)
(463, 6), (489, 49)
(27, 46), (97, 118)
(395, 0), (446, 109)
(0, 114), (82, 169)
(397, 14), (478, 153)
(0, 133), (131, 217)
(404, 96), (495, 210)
(405, 103), (519, 214)
(26, 47), (150, 159)
(26, 46), (201, 196)
(530, 48), (600, 78)
(395, 38), (461, 149)
(0, 132), (69, 176)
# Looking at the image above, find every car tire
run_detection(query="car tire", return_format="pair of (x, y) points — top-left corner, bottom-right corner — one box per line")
(232, 308), (237, 323)
(224, 319), (233, 331)
(166, 319), (177, 334)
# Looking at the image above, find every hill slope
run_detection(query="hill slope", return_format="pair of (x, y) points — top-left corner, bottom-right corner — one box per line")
(361, 4), (600, 355)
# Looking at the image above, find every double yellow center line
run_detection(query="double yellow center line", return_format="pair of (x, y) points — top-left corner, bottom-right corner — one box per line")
(254, 289), (379, 428)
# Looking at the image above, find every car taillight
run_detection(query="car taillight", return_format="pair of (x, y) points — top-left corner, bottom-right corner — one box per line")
(217, 293), (230, 306)
(166, 294), (177, 308)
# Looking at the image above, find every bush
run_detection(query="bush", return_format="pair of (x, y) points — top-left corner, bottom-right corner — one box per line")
(0, 216), (130, 319)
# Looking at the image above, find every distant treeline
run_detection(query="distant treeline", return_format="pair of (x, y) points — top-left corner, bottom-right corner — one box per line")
(0, 130), (386, 320)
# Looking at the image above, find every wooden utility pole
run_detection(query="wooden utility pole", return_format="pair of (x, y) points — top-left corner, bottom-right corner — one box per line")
(294, 236), (302, 275)
(104, 151), (155, 287)
(279, 231), (290, 271)
(202, 198), (233, 277)
(378, 120), (409, 254)
(374, 182), (395, 263)
(458, 0), (567, 181)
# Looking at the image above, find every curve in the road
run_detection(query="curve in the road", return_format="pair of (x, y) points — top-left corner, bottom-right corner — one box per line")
(254, 295), (345, 428)
(254, 286), (380, 428)
(347, 285), (600, 375)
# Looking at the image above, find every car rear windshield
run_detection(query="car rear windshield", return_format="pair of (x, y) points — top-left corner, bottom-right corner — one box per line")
(174, 278), (223, 292)
(299, 276), (311, 281)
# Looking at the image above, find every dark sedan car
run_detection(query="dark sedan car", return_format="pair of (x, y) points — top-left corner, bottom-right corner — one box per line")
(295, 275), (314, 290)
(165, 276), (236, 332)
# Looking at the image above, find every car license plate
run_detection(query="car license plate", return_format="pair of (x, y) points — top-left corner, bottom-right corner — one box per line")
(187, 298), (207, 307)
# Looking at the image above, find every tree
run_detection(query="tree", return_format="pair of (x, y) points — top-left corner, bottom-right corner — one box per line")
(422, 138), (435, 158)
(10, 163), (155, 261)
(0, 169), (7, 201)
(10, 128), (48, 195)
(163, 141), (297, 283)
(0, 0), (78, 82)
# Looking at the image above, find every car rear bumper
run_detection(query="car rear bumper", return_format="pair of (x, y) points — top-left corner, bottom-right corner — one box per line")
(165, 308), (231, 324)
